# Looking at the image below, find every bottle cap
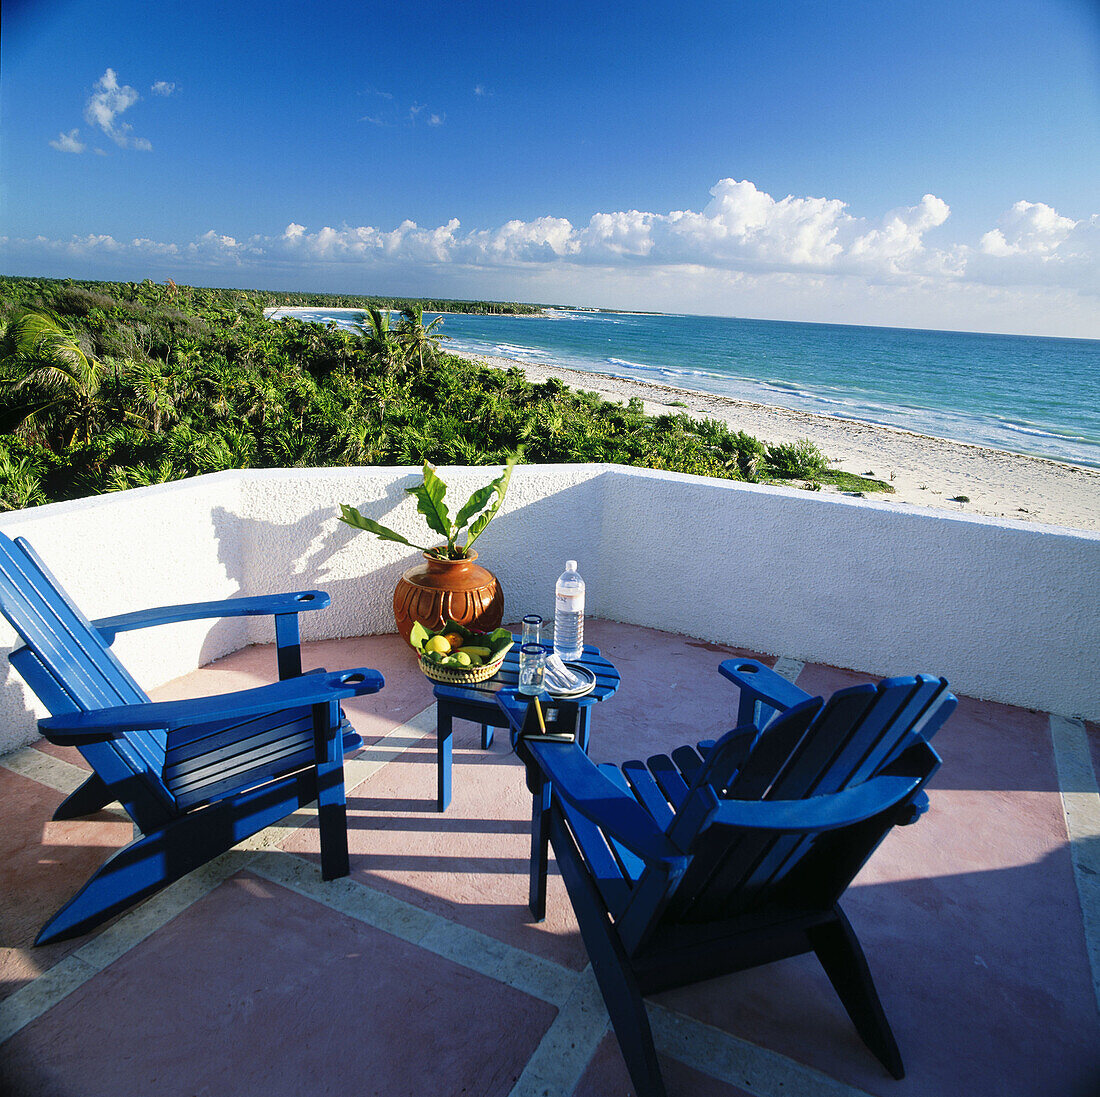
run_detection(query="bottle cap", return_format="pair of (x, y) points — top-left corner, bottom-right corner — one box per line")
(566, 560), (577, 570)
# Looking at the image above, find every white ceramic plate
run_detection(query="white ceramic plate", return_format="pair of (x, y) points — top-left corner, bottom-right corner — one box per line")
(547, 663), (597, 698)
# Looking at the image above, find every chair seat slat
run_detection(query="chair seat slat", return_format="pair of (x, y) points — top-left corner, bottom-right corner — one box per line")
(171, 744), (317, 810)
(165, 708), (315, 770)
(622, 760), (675, 830)
(670, 745), (705, 785)
(647, 754), (690, 810)
(165, 721), (315, 791)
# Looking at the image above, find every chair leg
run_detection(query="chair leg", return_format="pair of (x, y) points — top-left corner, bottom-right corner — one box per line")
(314, 701), (350, 881)
(37, 770), (329, 946)
(437, 707), (453, 812)
(529, 778), (551, 920)
(809, 907), (905, 1079)
(53, 773), (114, 819)
(550, 813), (668, 1097)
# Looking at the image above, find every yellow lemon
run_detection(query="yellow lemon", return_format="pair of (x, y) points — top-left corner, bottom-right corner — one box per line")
(425, 635), (450, 655)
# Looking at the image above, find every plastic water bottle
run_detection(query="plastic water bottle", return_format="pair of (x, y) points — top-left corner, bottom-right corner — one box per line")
(554, 560), (585, 661)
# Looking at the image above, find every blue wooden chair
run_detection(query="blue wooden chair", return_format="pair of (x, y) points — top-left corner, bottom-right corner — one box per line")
(0, 530), (384, 946)
(498, 658), (956, 1094)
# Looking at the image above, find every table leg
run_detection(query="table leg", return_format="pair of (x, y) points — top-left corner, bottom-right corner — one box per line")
(578, 708), (592, 753)
(437, 707), (453, 812)
(481, 722), (493, 749)
(530, 776), (551, 921)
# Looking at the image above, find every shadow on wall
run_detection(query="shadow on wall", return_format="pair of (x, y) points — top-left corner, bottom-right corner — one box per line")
(208, 471), (415, 647)
(206, 471), (615, 645)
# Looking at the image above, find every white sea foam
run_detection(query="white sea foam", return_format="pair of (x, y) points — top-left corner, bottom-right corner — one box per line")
(606, 358), (728, 383)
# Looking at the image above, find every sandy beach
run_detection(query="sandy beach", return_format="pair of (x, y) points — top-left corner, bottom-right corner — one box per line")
(461, 351), (1100, 533)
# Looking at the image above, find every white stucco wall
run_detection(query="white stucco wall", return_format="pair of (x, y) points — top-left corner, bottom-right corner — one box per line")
(593, 467), (1100, 719)
(1, 463), (1097, 753)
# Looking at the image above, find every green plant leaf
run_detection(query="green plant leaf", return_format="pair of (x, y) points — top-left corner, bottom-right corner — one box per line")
(409, 620), (430, 652)
(453, 482), (498, 532)
(337, 504), (427, 551)
(487, 627), (514, 660)
(406, 461), (453, 544)
(462, 455), (517, 553)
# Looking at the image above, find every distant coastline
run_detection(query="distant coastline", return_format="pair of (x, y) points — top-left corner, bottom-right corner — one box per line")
(272, 305), (1100, 473)
(456, 349), (1100, 533)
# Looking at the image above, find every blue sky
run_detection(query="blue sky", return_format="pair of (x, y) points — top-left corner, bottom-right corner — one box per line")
(2, 0), (1098, 336)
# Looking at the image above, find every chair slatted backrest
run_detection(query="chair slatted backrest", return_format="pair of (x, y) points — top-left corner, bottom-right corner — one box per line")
(0, 533), (174, 821)
(655, 675), (954, 927)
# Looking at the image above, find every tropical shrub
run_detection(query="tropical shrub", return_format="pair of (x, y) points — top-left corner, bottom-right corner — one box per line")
(764, 437), (829, 480)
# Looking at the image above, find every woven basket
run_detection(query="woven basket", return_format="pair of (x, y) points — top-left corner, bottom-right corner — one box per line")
(418, 654), (507, 685)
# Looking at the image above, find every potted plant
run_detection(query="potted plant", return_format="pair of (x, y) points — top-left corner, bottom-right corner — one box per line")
(339, 456), (516, 644)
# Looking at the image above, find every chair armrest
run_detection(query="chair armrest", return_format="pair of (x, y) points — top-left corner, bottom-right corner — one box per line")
(524, 738), (687, 868)
(719, 658), (812, 726)
(92, 591), (330, 644)
(38, 667), (384, 744)
(711, 773), (922, 834)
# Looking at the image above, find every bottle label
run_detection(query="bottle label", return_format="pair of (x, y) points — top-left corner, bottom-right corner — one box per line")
(556, 591), (584, 612)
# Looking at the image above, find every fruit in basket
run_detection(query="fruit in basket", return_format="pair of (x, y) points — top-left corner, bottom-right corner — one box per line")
(408, 619), (513, 674)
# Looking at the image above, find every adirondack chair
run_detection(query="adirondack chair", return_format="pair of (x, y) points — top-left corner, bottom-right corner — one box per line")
(0, 530), (384, 946)
(498, 658), (956, 1094)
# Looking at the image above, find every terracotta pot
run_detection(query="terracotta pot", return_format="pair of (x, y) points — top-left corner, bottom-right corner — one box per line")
(393, 550), (504, 646)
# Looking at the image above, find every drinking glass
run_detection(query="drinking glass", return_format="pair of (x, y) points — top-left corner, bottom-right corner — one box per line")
(521, 614), (543, 647)
(518, 643), (546, 695)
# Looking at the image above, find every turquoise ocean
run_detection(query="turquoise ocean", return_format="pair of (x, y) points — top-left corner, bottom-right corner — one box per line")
(272, 308), (1100, 468)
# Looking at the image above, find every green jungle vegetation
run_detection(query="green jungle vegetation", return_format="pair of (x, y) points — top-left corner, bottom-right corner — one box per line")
(0, 275), (892, 511)
(248, 287), (545, 314)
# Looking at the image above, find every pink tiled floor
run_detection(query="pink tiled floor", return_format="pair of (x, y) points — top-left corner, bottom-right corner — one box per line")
(1, 622), (1097, 1097)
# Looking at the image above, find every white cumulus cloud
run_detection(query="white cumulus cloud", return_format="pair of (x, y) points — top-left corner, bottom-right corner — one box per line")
(5, 180), (1096, 335)
(49, 128), (86, 153)
(979, 200), (1077, 257)
(847, 195), (955, 278)
(664, 180), (850, 269)
(151, 81), (176, 97)
(82, 68), (150, 150)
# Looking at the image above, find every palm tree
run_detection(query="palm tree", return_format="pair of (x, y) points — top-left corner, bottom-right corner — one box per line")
(354, 307), (405, 375)
(0, 309), (115, 448)
(397, 305), (444, 371)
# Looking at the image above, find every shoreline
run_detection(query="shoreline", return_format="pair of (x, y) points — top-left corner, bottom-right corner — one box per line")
(458, 351), (1100, 533)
